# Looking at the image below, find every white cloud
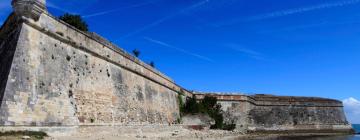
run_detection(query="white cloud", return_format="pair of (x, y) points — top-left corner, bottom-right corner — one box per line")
(214, 0), (360, 27)
(247, 0), (360, 21)
(343, 97), (360, 114)
(82, 0), (159, 18)
(224, 43), (266, 60)
(121, 0), (210, 39)
(144, 37), (213, 62)
(343, 97), (360, 124)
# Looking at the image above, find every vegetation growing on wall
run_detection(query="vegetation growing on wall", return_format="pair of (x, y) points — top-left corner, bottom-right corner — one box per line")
(178, 94), (236, 131)
(177, 90), (185, 115)
(132, 49), (140, 57)
(59, 13), (89, 32)
(149, 61), (155, 68)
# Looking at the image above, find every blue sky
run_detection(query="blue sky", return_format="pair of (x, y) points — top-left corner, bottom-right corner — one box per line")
(1, 0), (360, 123)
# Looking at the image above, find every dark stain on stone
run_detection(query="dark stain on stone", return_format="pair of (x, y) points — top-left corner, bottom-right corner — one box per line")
(69, 90), (73, 97)
(66, 55), (71, 61)
(136, 86), (144, 101)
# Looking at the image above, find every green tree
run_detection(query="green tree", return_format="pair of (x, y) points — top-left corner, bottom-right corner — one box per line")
(149, 61), (155, 68)
(184, 95), (199, 114)
(59, 13), (89, 32)
(132, 49), (140, 57)
(180, 95), (236, 130)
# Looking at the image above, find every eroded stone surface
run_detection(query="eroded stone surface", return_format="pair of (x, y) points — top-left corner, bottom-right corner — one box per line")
(195, 93), (353, 134)
(0, 12), (183, 127)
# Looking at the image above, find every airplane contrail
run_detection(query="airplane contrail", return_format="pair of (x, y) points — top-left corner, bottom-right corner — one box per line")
(214, 0), (360, 27)
(82, 0), (159, 18)
(144, 37), (214, 62)
(121, 0), (210, 39)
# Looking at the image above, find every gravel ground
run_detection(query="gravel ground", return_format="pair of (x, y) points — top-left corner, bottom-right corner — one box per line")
(45, 126), (249, 140)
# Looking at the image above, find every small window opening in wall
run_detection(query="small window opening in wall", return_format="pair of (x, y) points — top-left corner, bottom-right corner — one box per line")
(54, 44), (57, 47)
(51, 55), (55, 60)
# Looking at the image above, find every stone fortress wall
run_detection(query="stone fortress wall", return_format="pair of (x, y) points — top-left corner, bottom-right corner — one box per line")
(0, 0), (354, 135)
(195, 93), (353, 134)
(0, 0), (192, 128)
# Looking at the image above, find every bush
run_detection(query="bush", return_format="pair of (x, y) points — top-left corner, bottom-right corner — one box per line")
(59, 13), (89, 31)
(132, 49), (140, 57)
(184, 95), (199, 114)
(180, 95), (236, 131)
(222, 123), (236, 131)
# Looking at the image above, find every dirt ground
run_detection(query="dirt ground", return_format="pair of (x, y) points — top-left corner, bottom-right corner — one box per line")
(44, 126), (248, 140)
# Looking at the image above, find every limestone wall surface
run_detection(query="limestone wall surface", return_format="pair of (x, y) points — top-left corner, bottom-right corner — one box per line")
(0, 0), (354, 135)
(0, 11), (192, 127)
(195, 93), (353, 134)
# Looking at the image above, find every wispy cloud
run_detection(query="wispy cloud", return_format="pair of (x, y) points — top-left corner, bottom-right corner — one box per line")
(47, 2), (78, 14)
(82, 1), (159, 18)
(47, 0), (100, 14)
(215, 0), (360, 27)
(343, 97), (360, 124)
(120, 0), (210, 39)
(225, 43), (265, 60)
(343, 97), (360, 114)
(144, 37), (213, 62)
(257, 19), (360, 34)
(258, 22), (329, 34)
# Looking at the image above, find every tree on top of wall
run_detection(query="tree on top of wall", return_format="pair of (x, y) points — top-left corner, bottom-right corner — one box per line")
(59, 13), (89, 32)
(149, 61), (155, 68)
(132, 49), (140, 57)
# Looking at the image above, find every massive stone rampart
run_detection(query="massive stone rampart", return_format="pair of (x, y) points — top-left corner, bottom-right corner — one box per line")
(0, 0), (192, 131)
(0, 0), (354, 135)
(195, 93), (353, 134)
